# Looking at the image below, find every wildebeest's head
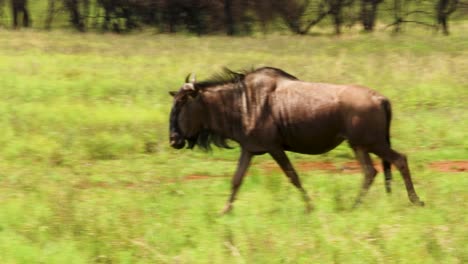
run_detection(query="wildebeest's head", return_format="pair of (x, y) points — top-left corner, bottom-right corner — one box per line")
(169, 73), (204, 149)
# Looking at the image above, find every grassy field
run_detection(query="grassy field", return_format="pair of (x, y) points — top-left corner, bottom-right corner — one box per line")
(0, 28), (467, 263)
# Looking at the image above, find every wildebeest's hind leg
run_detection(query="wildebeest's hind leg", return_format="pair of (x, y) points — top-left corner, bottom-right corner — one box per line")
(352, 147), (378, 208)
(371, 146), (424, 206)
(383, 160), (392, 194)
(221, 148), (253, 214)
(269, 150), (314, 213)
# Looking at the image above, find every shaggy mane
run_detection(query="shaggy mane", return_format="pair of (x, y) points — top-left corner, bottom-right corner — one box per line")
(188, 66), (298, 151)
(194, 66), (298, 90)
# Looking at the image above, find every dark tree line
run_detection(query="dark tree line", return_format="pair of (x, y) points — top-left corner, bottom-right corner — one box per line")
(1, 0), (466, 35)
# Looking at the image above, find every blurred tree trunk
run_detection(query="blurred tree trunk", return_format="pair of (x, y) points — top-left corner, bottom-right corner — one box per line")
(435, 0), (458, 35)
(164, 1), (178, 33)
(392, 0), (403, 33)
(252, 0), (275, 34)
(82, 0), (90, 29)
(224, 0), (235, 35)
(0, 0), (5, 26)
(328, 0), (343, 35)
(11, 0), (30, 28)
(103, 6), (111, 31)
(326, 0), (354, 35)
(183, 1), (207, 35)
(121, 5), (137, 31)
(64, 0), (85, 31)
(274, 0), (330, 35)
(45, 0), (56, 30)
(360, 0), (382, 32)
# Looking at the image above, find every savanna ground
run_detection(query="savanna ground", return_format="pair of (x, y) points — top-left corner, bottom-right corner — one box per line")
(0, 25), (467, 263)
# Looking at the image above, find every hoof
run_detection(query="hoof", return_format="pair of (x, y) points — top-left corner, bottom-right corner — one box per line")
(220, 203), (233, 215)
(410, 195), (425, 207)
(351, 199), (362, 210)
(305, 204), (314, 214)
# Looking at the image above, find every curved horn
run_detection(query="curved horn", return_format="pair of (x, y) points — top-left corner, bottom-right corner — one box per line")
(190, 73), (196, 83)
(185, 73), (191, 83)
(185, 73), (196, 83)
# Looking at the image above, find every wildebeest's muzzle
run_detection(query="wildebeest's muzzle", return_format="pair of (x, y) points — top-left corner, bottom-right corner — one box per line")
(169, 103), (186, 149)
(170, 132), (186, 149)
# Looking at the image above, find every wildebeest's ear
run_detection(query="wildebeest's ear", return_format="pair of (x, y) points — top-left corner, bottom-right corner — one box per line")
(169, 91), (177, 97)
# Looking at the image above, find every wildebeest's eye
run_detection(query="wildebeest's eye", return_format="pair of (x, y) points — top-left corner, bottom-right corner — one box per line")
(178, 95), (188, 103)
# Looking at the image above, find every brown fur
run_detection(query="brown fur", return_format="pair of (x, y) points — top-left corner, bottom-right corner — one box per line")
(169, 67), (424, 213)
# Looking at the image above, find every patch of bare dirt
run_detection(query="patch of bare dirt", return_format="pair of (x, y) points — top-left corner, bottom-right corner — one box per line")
(338, 161), (363, 173)
(340, 161), (389, 173)
(262, 161), (370, 174)
(296, 161), (338, 172)
(184, 174), (220, 181)
(264, 160), (468, 174)
(428, 161), (468, 173)
(71, 161), (467, 189)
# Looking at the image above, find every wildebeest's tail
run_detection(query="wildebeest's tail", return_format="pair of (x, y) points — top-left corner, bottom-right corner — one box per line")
(382, 99), (392, 193)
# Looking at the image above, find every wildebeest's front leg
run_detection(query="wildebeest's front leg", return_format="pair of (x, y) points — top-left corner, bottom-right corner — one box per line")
(221, 148), (253, 214)
(269, 150), (314, 213)
(353, 148), (378, 208)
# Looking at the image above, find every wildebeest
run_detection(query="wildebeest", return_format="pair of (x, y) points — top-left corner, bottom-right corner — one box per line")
(169, 67), (424, 213)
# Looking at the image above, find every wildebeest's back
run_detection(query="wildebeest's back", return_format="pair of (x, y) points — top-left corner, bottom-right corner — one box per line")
(268, 80), (345, 154)
(269, 80), (388, 154)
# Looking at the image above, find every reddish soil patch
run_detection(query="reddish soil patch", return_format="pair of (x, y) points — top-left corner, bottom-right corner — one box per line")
(263, 161), (365, 174)
(184, 174), (226, 181)
(263, 160), (391, 174)
(71, 161), (468, 189)
(184, 174), (215, 181)
(339, 161), (363, 173)
(264, 160), (468, 174)
(428, 161), (468, 173)
(340, 161), (387, 173)
(296, 161), (338, 172)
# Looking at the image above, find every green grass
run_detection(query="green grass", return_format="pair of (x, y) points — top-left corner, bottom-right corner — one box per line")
(0, 28), (467, 263)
